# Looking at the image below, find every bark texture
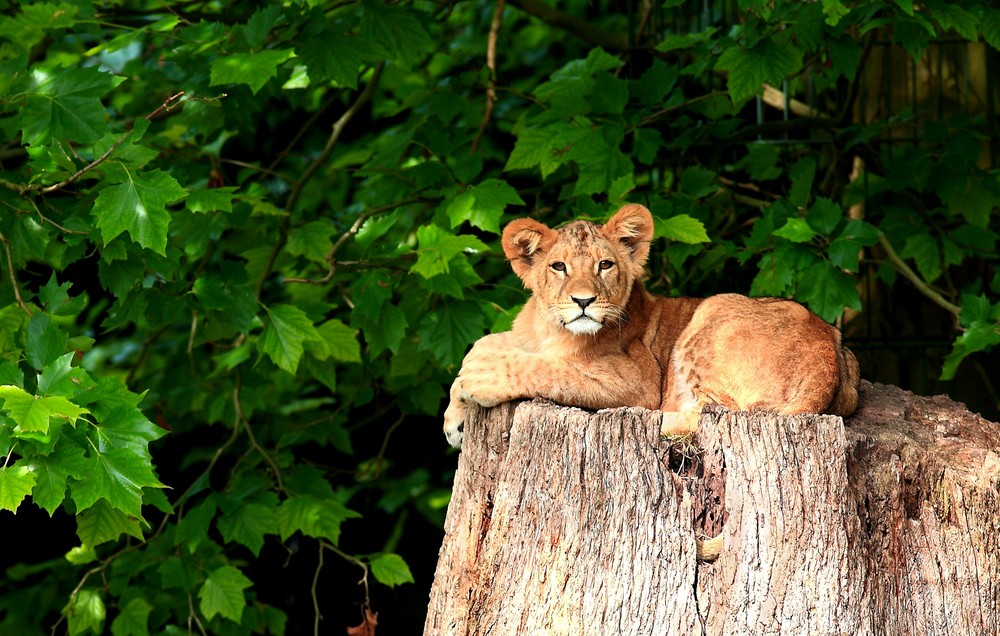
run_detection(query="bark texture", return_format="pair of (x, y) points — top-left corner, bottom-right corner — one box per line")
(424, 381), (1000, 635)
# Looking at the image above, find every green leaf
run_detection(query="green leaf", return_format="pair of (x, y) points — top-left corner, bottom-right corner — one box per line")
(716, 39), (803, 104)
(417, 301), (487, 367)
(66, 589), (105, 636)
(751, 252), (795, 297)
(71, 447), (165, 518)
(311, 319), (362, 363)
(0, 385), (88, 435)
(198, 565), (252, 623)
(27, 440), (87, 514)
(931, 2), (977, 40)
(773, 218), (817, 243)
(186, 187), (237, 213)
(355, 302), (407, 355)
(980, 7), (1000, 50)
(75, 499), (143, 546)
(632, 59), (678, 105)
(244, 5), (282, 48)
(287, 220), (334, 262)
(939, 174), (999, 228)
(679, 165), (718, 198)
(805, 198), (842, 235)
(65, 545), (97, 565)
(900, 232), (941, 283)
(656, 27), (718, 53)
(356, 211), (399, 248)
(411, 225), (488, 279)
(259, 304), (323, 374)
(569, 127), (632, 196)
(821, 0), (849, 26)
(175, 496), (218, 553)
(298, 33), (374, 89)
(0, 462), (36, 512)
(447, 179), (524, 235)
(827, 238), (862, 272)
(92, 168), (187, 255)
(26, 312), (68, 371)
(276, 495), (361, 544)
(38, 274), (86, 316)
(209, 49), (295, 94)
(90, 406), (165, 457)
(736, 143), (781, 182)
(796, 262), (861, 322)
(653, 215), (710, 244)
(111, 597), (152, 636)
(20, 66), (123, 146)
(369, 553), (415, 587)
(941, 321), (1000, 379)
(217, 502), (276, 557)
(360, 0), (434, 65)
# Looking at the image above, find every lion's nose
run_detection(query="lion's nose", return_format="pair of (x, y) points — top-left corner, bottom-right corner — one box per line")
(571, 296), (596, 309)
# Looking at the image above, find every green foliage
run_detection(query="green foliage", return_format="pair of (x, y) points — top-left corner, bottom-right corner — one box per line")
(0, 0), (997, 632)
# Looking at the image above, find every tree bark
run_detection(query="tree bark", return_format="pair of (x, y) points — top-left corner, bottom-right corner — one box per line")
(424, 381), (1000, 635)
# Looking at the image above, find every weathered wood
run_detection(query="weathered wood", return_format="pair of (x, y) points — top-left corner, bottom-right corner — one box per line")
(425, 381), (1000, 635)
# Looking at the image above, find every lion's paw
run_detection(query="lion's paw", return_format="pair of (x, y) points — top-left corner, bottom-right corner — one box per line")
(443, 398), (465, 448)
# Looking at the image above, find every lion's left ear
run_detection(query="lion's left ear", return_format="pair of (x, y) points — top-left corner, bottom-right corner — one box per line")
(604, 204), (654, 266)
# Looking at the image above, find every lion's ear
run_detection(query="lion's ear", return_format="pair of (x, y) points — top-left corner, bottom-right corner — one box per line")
(502, 217), (556, 280)
(604, 204), (654, 266)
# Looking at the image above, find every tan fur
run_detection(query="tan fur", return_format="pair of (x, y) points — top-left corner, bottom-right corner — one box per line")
(443, 204), (861, 450)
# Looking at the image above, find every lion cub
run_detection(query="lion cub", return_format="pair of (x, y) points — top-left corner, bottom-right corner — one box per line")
(443, 203), (860, 448)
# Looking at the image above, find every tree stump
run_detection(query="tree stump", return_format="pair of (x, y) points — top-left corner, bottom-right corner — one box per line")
(424, 381), (1000, 635)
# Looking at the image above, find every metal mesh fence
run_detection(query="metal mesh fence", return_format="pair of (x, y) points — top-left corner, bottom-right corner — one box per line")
(643, 1), (1000, 417)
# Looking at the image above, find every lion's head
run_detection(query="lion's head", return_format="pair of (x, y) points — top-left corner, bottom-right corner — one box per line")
(501, 204), (655, 335)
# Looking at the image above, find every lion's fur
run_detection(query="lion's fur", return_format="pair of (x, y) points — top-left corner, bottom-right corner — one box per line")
(443, 204), (861, 448)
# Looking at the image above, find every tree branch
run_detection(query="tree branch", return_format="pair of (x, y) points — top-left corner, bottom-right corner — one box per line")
(878, 232), (961, 318)
(0, 233), (32, 316)
(1, 92), (185, 197)
(471, 0), (505, 153)
(285, 63), (385, 213)
(283, 198), (426, 285)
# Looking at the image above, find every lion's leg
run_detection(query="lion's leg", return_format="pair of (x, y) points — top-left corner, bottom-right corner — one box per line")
(660, 350), (706, 438)
(443, 332), (524, 447)
(443, 377), (468, 447)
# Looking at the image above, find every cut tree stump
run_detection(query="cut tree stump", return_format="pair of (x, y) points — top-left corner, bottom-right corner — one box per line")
(424, 381), (1000, 635)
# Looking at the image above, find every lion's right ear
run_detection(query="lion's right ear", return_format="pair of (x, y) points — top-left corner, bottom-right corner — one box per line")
(502, 218), (557, 280)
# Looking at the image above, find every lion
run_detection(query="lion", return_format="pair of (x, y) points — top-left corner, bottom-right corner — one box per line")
(442, 203), (861, 557)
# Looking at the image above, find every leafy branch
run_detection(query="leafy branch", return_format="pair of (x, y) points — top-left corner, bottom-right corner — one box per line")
(0, 92), (185, 197)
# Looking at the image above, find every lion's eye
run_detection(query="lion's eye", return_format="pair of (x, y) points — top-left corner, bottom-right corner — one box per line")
(598, 260), (615, 271)
(550, 262), (566, 272)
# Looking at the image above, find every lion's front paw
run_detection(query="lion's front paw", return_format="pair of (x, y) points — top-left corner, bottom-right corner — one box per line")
(456, 354), (521, 408)
(443, 398), (466, 448)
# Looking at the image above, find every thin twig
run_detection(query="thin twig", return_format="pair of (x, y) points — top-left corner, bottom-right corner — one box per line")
(360, 413), (404, 480)
(312, 541), (325, 636)
(41, 92), (185, 195)
(241, 411), (286, 494)
(285, 63), (385, 213)
(187, 592), (208, 636)
(323, 541), (371, 607)
(878, 232), (961, 318)
(471, 0), (505, 153)
(638, 91), (729, 127)
(283, 198), (425, 285)
(0, 233), (31, 316)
